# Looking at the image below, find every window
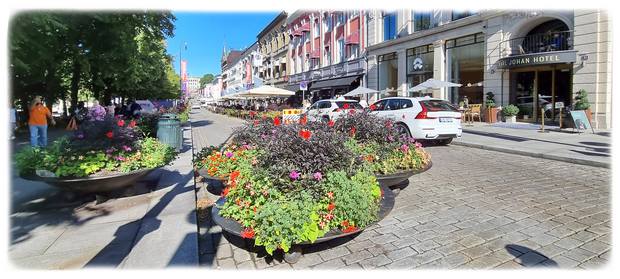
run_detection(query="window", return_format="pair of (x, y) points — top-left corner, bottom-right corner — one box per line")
(318, 101), (331, 109)
(413, 11), (432, 32)
(324, 15), (333, 32)
(350, 44), (359, 60)
(336, 12), (345, 26)
(372, 100), (387, 111)
(314, 19), (320, 38)
(420, 100), (459, 112)
(324, 48), (332, 66)
(384, 99), (401, 110)
(338, 39), (345, 63)
(335, 101), (363, 109)
(452, 10), (477, 21)
(377, 52), (398, 93)
(383, 12), (397, 41)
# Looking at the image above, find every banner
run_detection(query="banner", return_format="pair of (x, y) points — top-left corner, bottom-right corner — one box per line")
(181, 60), (188, 81)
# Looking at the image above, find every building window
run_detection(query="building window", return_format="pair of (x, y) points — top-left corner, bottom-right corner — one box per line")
(324, 14), (332, 32)
(452, 10), (477, 21)
(446, 33), (485, 104)
(324, 47), (332, 66)
(314, 19), (320, 38)
(377, 52), (398, 95)
(413, 11), (432, 32)
(406, 45), (434, 96)
(383, 12), (397, 41)
(336, 12), (345, 26)
(349, 44), (359, 60)
(337, 39), (345, 63)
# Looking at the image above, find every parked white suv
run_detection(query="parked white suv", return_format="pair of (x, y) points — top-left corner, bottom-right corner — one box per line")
(305, 99), (364, 122)
(370, 97), (462, 145)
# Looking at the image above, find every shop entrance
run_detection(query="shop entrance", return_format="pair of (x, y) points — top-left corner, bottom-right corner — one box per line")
(509, 65), (572, 124)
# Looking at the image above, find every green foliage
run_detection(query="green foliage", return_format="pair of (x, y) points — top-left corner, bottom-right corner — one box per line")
(485, 92), (496, 108)
(14, 147), (45, 176)
(574, 89), (590, 110)
(199, 73), (215, 88)
(322, 170), (381, 229)
(120, 138), (177, 172)
(503, 104), (520, 117)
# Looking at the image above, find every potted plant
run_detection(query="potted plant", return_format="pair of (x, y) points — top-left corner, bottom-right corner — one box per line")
(484, 92), (499, 123)
(502, 104), (520, 123)
(15, 114), (177, 193)
(574, 89), (592, 123)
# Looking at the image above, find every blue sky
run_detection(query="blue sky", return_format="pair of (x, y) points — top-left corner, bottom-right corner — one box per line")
(165, 11), (279, 78)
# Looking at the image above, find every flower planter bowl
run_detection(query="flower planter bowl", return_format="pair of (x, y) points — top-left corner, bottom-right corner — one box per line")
(196, 168), (228, 183)
(376, 161), (433, 188)
(21, 168), (155, 193)
(211, 184), (395, 251)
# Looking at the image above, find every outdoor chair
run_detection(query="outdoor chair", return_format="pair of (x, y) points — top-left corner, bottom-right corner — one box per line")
(467, 104), (482, 123)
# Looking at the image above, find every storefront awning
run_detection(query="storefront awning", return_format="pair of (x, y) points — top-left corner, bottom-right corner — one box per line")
(310, 76), (360, 90)
(285, 84), (301, 92)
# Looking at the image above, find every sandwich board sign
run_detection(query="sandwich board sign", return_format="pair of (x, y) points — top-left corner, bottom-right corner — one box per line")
(570, 110), (595, 134)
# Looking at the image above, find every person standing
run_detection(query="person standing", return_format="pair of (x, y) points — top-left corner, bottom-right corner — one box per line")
(128, 99), (142, 119)
(10, 104), (16, 140)
(28, 96), (55, 148)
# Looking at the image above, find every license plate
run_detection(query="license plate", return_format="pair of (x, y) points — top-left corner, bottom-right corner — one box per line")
(439, 118), (453, 123)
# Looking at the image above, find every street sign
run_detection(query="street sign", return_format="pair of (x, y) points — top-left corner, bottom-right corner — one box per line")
(300, 81), (308, 91)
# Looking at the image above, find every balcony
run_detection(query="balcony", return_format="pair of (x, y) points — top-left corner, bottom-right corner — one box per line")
(345, 31), (360, 45)
(300, 22), (311, 32)
(499, 30), (573, 58)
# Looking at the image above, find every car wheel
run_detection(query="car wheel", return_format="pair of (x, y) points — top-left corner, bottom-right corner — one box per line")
(394, 123), (411, 138)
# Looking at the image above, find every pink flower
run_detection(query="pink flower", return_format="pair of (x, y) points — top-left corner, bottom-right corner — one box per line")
(327, 192), (334, 199)
(225, 151), (234, 158)
(106, 131), (114, 139)
(313, 172), (323, 181)
(415, 142), (422, 148)
(319, 221), (326, 229)
(401, 144), (410, 153)
(325, 213), (334, 220)
(289, 170), (301, 180)
(122, 145), (132, 152)
(117, 119), (125, 127)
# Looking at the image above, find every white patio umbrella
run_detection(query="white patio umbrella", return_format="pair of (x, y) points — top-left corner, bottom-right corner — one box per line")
(235, 85), (295, 98)
(408, 78), (462, 93)
(343, 86), (379, 97)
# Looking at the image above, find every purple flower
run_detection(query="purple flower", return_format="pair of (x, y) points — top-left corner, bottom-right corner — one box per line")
(75, 131), (85, 139)
(289, 170), (301, 180)
(114, 155), (126, 161)
(313, 172), (323, 181)
(225, 151), (234, 158)
(387, 135), (394, 142)
(242, 144), (251, 150)
(106, 147), (116, 154)
(88, 105), (107, 121)
(122, 145), (132, 152)
(401, 144), (410, 153)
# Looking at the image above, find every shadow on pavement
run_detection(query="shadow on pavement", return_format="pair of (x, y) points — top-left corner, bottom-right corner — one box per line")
(191, 120), (213, 128)
(579, 141), (610, 147)
(570, 149), (611, 157)
(505, 244), (557, 267)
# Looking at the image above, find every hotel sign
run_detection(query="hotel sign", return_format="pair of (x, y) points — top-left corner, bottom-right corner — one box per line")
(496, 51), (577, 69)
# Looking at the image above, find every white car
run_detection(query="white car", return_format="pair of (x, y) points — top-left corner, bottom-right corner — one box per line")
(305, 99), (364, 121)
(370, 97), (462, 145)
(191, 103), (201, 110)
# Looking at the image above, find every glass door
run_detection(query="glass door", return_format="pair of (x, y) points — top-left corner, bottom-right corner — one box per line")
(513, 71), (537, 122)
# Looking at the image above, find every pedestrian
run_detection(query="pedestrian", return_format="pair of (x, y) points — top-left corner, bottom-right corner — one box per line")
(28, 96), (55, 148)
(88, 100), (107, 121)
(74, 101), (88, 125)
(128, 99), (143, 119)
(10, 103), (16, 140)
(106, 101), (116, 117)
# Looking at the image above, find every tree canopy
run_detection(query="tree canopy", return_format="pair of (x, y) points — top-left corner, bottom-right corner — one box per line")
(199, 73), (215, 88)
(9, 11), (178, 117)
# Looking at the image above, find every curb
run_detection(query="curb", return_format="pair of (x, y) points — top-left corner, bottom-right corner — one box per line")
(452, 141), (611, 169)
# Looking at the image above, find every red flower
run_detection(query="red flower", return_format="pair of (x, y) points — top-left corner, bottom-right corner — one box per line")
(253, 120), (259, 126)
(327, 203), (335, 211)
(128, 120), (137, 128)
(299, 129), (311, 140)
(386, 121), (393, 128)
(325, 213), (334, 220)
(369, 104), (377, 111)
(249, 111), (257, 118)
(343, 103), (350, 109)
(106, 131), (114, 139)
(341, 220), (350, 227)
(327, 192), (334, 199)
(222, 187), (230, 197)
(273, 117), (281, 126)
(342, 225), (358, 233)
(241, 227), (255, 238)
(349, 126), (356, 137)
(349, 109), (356, 115)
(299, 115), (308, 125)
(230, 170), (240, 182)
(327, 120), (335, 127)
(117, 119), (125, 127)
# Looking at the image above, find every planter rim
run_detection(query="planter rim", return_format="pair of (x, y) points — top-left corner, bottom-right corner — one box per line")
(21, 167), (155, 182)
(375, 161), (433, 178)
(211, 184), (396, 245)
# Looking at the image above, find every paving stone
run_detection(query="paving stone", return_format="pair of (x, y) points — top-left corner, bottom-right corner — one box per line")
(433, 252), (471, 268)
(578, 256), (607, 269)
(476, 229), (506, 241)
(385, 247), (417, 261)
(462, 255), (504, 269)
(412, 230), (437, 242)
(311, 258), (345, 269)
(318, 246), (350, 261)
(236, 260), (256, 269)
(413, 250), (443, 265)
(561, 247), (597, 263)
(537, 244), (568, 258)
(342, 250), (374, 265)
(579, 240), (610, 255)
(369, 233), (399, 245)
(232, 249), (252, 263)
(346, 239), (375, 252)
(217, 258), (236, 269)
(586, 225), (611, 236)
(460, 245), (492, 259)
(496, 260), (523, 269)
(410, 240), (440, 253)
(501, 232), (528, 243)
(215, 244), (233, 259)
(292, 253), (323, 268)
(457, 235), (486, 248)
(553, 237), (584, 250)
(436, 242), (467, 256)
(527, 233), (559, 246)
(547, 227), (577, 239)
(391, 236), (419, 249)
(549, 255), (580, 268)
(571, 231), (598, 243)
(386, 256), (418, 269)
(358, 254), (392, 269)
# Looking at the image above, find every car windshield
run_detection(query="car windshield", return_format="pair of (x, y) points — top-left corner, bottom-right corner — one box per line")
(335, 102), (363, 109)
(420, 100), (459, 112)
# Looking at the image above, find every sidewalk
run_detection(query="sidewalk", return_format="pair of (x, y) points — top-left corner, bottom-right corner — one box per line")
(453, 121), (611, 168)
(9, 123), (198, 269)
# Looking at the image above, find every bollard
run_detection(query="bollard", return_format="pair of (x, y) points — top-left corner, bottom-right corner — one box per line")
(539, 108), (545, 133)
(559, 107), (563, 129)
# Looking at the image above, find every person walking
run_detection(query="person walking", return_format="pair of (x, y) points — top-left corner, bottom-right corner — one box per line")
(28, 96), (55, 148)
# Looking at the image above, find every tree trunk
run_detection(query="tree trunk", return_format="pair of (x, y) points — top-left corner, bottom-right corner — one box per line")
(70, 58), (81, 111)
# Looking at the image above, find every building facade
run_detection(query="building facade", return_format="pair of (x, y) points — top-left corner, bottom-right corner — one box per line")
(366, 10), (612, 129)
(187, 77), (201, 94)
(257, 12), (289, 89)
(221, 43), (262, 97)
(286, 10), (368, 101)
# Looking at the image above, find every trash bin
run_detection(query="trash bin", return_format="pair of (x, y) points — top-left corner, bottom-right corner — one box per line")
(157, 113), (182, 151)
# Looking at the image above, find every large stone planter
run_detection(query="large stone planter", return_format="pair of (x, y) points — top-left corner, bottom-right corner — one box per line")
(376, 161), (433, 189)
(211, 184), (395, 262)
(21, 168), (155, 193)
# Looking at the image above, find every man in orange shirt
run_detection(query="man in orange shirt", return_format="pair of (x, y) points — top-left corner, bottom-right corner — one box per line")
(28, 96), (56, 147)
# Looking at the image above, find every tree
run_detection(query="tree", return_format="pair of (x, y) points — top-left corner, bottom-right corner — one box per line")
(200, 73), (215, 88)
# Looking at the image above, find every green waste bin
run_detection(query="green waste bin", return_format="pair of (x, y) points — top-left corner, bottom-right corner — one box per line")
(157, 113), (182, 151)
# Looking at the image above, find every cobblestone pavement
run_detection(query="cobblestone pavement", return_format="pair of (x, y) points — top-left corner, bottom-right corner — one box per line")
(192, 110), (611, 269)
